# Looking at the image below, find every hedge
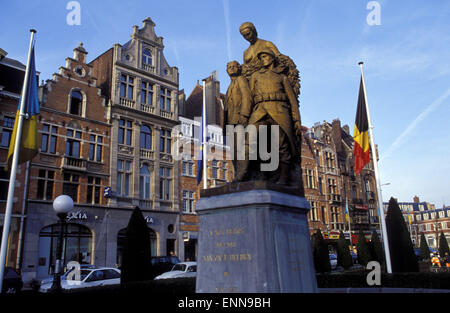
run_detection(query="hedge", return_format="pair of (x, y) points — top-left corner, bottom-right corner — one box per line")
(66, 272), (450, 293)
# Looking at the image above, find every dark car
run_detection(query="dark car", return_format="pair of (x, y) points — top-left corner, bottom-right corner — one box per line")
(150, 256), (180, 279)
(2, 267), (23, 294)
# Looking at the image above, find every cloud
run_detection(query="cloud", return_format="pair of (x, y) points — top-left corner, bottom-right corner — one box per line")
(380, 86), (450, 161)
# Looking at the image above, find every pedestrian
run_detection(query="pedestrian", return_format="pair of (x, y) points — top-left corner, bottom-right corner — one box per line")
(444, 252), (450, 268)
(431, 253), (441, 267)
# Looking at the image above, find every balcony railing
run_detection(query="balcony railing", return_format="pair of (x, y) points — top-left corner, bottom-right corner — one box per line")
(142, 63), (155, 73)
(141, 103), (155, 114)
(140, 148), (154, 160)
(119, 97), (135, 108)
(61, 156), (87, 171)
(160, 109), (173, 119)
(139, 199), (153, 209)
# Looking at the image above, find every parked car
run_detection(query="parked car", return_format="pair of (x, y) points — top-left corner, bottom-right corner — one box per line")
(39, 267), (120, 293)
(35, 264), (97, 289)
(151, 255), (180, 279)
(154, 262), (197, 280)
(329, 254), (337, 270)
(2, 267), (23, 294)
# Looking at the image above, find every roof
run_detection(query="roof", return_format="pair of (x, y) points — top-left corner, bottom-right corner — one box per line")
(0, 57), (26, 71)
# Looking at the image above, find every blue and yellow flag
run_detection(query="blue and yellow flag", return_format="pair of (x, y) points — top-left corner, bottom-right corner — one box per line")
(345, 199), (350, 222)
(6, 44), (40, 170)
(196, 109), (205, 185)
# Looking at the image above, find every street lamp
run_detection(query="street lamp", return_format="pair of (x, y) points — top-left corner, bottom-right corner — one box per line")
(49, 195), (73, 293)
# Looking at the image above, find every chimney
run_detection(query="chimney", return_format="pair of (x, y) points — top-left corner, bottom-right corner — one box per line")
(413, 196), (420, 203)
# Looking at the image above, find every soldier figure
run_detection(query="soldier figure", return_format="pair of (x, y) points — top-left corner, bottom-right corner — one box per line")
(248, 48), (302, 185)
(223, 61), (252, 182)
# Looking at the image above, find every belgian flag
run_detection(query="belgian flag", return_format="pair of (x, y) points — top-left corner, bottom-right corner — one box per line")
(353, 77), (370, 174)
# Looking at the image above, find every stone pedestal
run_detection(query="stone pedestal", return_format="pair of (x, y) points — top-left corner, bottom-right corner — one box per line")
(195, 181), (317, 293)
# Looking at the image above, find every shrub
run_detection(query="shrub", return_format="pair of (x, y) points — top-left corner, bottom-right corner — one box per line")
(312, 229), (331, 273)
(336, 231), (352, 269)
(356, 230), (371, 267)
(420, 233), (430, 260)
(386, 197), (419, 272)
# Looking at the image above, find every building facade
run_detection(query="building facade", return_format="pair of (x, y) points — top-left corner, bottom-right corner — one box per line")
(383, 196), (450, 249)
(0, 50), (32, 270)
(90, 17), (181, 262)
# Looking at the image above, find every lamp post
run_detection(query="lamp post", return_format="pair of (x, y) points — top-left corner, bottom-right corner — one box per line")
(49, 195), (73, 293)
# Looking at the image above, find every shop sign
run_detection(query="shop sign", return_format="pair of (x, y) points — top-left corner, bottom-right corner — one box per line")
(66, 210), (88, 222)
(329, 231), (340, 240)
(144, 216), (159, 225)
(355, 204), (369, 210)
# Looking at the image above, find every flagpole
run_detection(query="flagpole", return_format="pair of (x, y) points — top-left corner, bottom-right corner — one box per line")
(346, 198), (354, 252)
(358, 62), (392, 274)
(202, 80), (207, 189)
(0, 29), (37, 293)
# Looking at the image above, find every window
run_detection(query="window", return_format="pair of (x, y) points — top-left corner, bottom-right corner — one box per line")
(41, 124), (58, 154)
(87, 177), (101, 204)
(212, 160), (219, 179)
(63, 173), (80, 202)
(309, 201), (319, 221)
(117, 160), (132, 197)
(325, 151), (334, 168)
(141, 81), (153, 105)
(182, 160), (194, 176)
(37, 170), (55, 200)
(142, 49), (152, 65)
(182, 190), (195, 213)
(306, 169), (315, 189)
(139, 164), (152, 199)
(328, 178), (337, 195)
(88, 134), (103, 162)
(221, 162), (227, 180)
(315, 150), (320, 166)
(159, 167), (172, 200)
(318, 177), (323, 195)
(120, 74), (134, 100)
(159, 87), (171, 111)
(0, 116), (15, 147)
(118, 119), (132, 146)
(140, 125), (152, 150)
(69, 90), (83, 115)
(160, 129), (171, 153)
(0, 168), (9, 200)
(65, 129), (82, 158)
(331, 206), (340, 229)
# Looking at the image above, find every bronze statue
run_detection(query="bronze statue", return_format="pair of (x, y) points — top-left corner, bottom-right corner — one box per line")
(248, 49), (302, 185)
(239, 22), (301, 97)
(223, 61), (252, 181)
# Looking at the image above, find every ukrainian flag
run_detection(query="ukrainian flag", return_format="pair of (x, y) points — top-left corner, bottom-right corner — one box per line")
(353, 77), (370, 175)
(6, 43), (40, 170)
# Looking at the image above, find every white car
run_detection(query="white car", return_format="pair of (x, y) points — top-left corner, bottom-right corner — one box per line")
(39, 267), (120, 293)
(154, 262), (197, 280)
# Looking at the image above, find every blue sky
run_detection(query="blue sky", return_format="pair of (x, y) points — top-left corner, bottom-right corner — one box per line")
(2, 0), (449, 207)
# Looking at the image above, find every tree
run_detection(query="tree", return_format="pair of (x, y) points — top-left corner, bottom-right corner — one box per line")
(121, 206), (152, 284)
(312, 229), (331, 273)
(336, 231), (353, 269)
(385, 197), (419, 272)
(356, 230), (371, 267)
(439, 232), (450, 258)
(419, 233), (430, 260)
(369, 230), (385, 266)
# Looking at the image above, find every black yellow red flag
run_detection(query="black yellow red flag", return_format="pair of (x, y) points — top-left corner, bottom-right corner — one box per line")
(353, 77), (370, 174)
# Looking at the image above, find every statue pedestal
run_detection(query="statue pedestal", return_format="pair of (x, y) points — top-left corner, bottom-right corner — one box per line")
(195, 181), (317, 293)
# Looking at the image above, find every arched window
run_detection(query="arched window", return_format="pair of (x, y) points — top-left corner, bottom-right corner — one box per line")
(140, 125), (152, 149)
(37, 223), (92, 279)
(140, 164), (151, 199)
(142, 49), (152, 65)
(69, 90), (83, 116)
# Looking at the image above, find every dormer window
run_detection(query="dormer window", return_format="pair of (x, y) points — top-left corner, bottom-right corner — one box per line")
(142, 49), (152, 65)
(69, 90), (83, 115)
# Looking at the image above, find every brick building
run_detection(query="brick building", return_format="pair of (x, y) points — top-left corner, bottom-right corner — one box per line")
(20, 43), (111, 283)
(303, 119), (380, 245)
(177, 80), (233, 261)
(0, 49), (34, 270)
(383, 196), (450, 250)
